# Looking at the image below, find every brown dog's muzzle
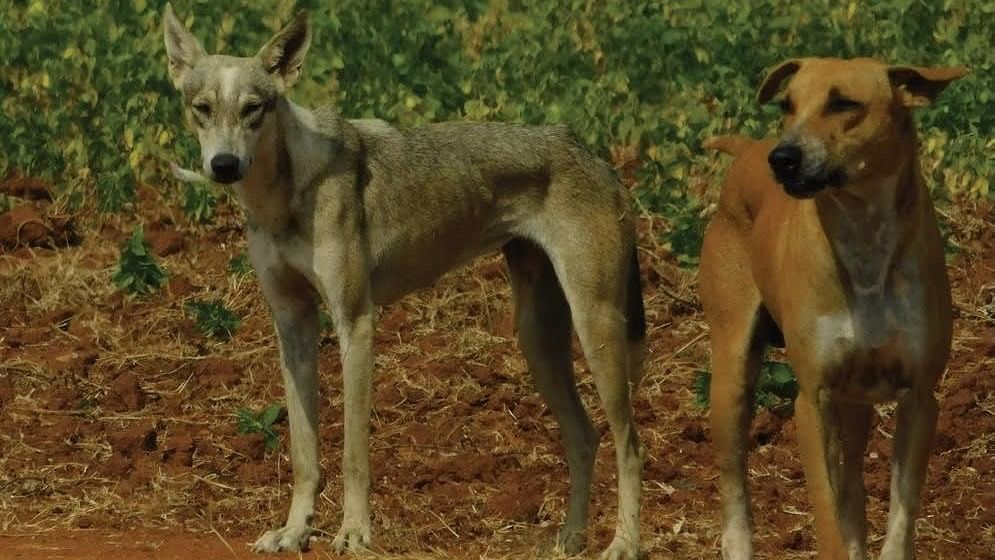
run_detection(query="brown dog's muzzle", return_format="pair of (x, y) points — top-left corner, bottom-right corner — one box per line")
(768, 142), (845, 199)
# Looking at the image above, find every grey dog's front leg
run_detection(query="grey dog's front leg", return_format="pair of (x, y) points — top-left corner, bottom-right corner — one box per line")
(330, 307), (376, 552)
(252, 289), (321, 552)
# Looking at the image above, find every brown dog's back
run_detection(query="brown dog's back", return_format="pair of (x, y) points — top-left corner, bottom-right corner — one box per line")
(702, 135), (757, 157)
(704, 135), (784, 225)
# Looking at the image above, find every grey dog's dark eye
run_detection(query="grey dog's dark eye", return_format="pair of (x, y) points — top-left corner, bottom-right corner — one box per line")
(242, 102), (263, 117)
(193, 103), (211, 117)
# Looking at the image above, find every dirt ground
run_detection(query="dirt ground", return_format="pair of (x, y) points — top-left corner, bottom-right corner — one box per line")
(0, 171), (991, 560)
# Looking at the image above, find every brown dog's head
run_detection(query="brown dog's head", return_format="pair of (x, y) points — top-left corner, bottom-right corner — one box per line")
(757, 57), (967, 198)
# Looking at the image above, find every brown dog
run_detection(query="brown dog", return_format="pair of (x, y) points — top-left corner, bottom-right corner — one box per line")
(699, 58), (967, 560)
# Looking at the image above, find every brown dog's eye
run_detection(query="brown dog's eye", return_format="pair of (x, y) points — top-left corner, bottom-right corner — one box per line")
(778, 97), (794, 114)
(827, 97), (862, 113)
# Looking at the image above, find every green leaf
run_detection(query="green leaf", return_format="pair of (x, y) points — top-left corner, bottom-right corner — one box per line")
(692, 371), (711, 408)
(260, 404), (282, 428)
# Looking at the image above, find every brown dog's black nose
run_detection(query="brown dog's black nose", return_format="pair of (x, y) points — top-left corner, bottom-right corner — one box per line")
(211, 153), (242, 184)
(768, 144), (803, 178)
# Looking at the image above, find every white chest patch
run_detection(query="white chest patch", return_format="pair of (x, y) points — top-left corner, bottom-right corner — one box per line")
(809, 285), (928, 401)
(813, 311), (856, 362)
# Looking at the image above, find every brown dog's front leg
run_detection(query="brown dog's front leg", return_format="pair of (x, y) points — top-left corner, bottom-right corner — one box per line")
(710, 335), (762, 560)
(879, 388), (938, 560)
(795, 389), (849, 560)
(836, 401), (873, 560)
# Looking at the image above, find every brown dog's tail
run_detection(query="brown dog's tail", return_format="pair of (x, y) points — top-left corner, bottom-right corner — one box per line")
(702, 135), (755, 157)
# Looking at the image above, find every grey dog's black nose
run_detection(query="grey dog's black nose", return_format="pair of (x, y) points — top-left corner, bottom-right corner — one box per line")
(211, 153), (241, 184)
(768, 144), (803, 177)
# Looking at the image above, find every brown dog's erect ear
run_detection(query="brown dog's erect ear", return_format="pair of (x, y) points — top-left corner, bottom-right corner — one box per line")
(888, 65), (970, 108)
(757, 59), (802, 104)
(257, 12), (312, 92)
(163, 3), (206, 89)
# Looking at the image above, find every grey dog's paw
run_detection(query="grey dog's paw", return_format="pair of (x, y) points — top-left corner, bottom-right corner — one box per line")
(599, 536), (642, 560)
(331, 521), (372, 553)
(556, 527), (587, 556)
(250, 525), (311, 553)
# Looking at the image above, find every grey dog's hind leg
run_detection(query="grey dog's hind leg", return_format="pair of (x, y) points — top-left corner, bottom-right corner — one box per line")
(504, 239), (598, 553)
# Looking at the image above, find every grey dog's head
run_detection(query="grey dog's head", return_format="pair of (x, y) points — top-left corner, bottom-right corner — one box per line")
(163, 4), (311, 184)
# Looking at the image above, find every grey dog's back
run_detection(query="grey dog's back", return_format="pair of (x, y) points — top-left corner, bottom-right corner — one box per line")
(353, 119), (612, 188)
(332, 117), (626, 304)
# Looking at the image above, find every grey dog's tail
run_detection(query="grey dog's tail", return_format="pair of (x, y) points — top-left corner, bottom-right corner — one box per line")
(627, 247), (646, 342)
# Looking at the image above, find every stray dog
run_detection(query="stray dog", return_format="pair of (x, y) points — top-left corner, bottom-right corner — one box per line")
(699, 58), (966, 560)
(162, 5), (646, 559)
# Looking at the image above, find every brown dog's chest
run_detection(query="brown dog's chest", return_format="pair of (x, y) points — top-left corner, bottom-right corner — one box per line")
(806, 286), (928, 402)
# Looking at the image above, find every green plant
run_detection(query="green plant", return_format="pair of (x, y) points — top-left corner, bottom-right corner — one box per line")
(319, 310), (335, 334)
(693, 360), (798, 416)
(660, 200), (707, 266)
(111, 225), (168, 296)
(171, 161), (217, 223)
(0, 194), (17, 213)
(186, 299), (241, 339)
(181, 181), (217, 224)
(235, 403), (283, 451)
(2, 0), (989, 218)
(228, 252), (252, 276)
(754, 361), (798, 416)
(692, 370), (710, 408)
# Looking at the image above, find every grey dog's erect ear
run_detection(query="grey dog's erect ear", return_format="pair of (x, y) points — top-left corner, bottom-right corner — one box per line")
(163, 3), (206, 89)
(257, 12), (312, 92)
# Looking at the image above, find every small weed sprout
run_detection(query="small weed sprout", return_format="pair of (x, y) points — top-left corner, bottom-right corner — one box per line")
(181, 181), (217, 224)
(236, 403), (283, 451)
(319, 310), (335, 334)
(753, 361), (799, 415)
(693, 370), (711, 408)
(171, 162), (217, 224)
(187, 299), (241, 340)
(661, 201), (707, 267)
(112, 225), (167, 296)
(228, 253), (253, 276)
(693, 361), (798, 416)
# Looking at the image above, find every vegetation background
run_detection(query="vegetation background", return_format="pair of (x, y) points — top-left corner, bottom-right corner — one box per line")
(1, 0), (991, 253)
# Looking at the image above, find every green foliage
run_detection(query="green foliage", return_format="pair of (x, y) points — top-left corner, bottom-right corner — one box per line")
(112, 225), (168, 296)
(692, 370), (710, 408)
(228, 252), (253, 276)
(754, 361), (799, 415)
(235, 403), (283, 451)
(186, 299), (241, 339)
(180, 181), (217, 224)
(319, 310), (335, 334)
(0, 194), (18, 214)
(1, 0), (991, 226)
(693, 361), (798, 416)
(660, 200), (707, 266)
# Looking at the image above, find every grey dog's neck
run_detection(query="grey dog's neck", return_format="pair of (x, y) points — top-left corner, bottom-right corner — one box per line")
(233, 98), (299, 234)
(235, 97), (359, 236)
